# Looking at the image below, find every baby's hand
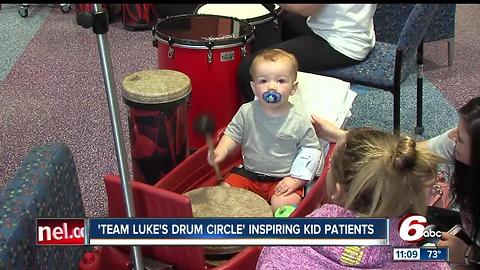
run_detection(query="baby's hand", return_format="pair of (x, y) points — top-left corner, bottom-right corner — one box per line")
(274, 176), (306, 196)
(207, 148), (226, 167)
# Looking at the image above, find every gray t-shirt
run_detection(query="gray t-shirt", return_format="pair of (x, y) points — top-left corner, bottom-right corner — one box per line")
(224, 100), (320, 178)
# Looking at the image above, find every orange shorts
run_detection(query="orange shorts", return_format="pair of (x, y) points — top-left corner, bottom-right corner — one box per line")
(224, 170), (305, 202)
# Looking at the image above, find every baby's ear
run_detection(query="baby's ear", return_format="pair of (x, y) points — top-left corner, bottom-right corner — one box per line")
(290, 80), (299, 95)
(250, 81), (256, 93)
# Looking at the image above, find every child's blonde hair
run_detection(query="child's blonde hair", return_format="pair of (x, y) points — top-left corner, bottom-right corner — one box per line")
(330, 127), (442, 218)
(249, 49), (299, 80)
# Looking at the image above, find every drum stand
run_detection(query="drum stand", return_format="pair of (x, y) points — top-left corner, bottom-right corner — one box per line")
(76, 4), (144, 270)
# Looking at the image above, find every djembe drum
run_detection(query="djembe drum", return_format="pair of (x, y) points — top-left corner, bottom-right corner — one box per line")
(122, 69), (191, 185)
(184, 185), (272, 260)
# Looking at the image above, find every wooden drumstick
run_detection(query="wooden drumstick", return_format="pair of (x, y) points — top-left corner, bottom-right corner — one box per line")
(195, 114), (223, 182)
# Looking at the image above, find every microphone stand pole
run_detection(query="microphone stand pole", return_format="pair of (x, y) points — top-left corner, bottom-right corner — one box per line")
(77, 4), (144, 270)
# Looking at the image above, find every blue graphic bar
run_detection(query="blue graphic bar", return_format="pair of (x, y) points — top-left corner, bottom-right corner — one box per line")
(87, 218), (389, 246)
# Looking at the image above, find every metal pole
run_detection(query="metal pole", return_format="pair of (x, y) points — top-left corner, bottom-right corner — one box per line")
(92, 4), (144, 270)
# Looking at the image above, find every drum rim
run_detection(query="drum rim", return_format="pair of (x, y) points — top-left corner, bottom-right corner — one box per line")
(153, 14), (254, 48)
(153, 37), (254, 50)
(122, 70), (192, 105)
(194, 4), (282, 26)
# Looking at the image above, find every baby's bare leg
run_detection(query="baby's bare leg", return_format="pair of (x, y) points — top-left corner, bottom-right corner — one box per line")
(270, 193), (302, 213)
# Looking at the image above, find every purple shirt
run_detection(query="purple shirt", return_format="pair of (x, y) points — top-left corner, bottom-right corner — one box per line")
(256, 204), (450, 270)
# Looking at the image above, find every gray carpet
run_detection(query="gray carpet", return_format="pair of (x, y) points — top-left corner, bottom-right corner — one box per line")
(347, 77), (458, 140)
(0, 5), (52, 81)
(0, 4), (468, 217)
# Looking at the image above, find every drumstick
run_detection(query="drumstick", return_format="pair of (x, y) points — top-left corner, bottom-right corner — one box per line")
(195, 114), (223, 182)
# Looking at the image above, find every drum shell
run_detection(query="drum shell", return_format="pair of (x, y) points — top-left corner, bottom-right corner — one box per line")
(156, 42), (252, 149)
(124, 96), (190, 185)
(122, 4), (160, 31)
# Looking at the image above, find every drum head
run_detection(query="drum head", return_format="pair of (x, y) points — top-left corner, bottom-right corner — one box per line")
(153, 14), (254, 47)
(184, 185), (272, 218)
(122, 69), (191, 105)
(195, 4), (280, 25)
(185, 185), (272, 256)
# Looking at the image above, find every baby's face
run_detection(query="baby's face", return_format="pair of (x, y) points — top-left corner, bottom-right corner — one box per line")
(250, 59), (298, 107)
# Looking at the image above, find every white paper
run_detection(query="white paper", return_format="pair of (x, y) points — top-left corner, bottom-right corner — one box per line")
(289, 71), (357, 128)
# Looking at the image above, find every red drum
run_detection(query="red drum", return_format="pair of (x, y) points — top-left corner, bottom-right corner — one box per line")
(153, 14), (254, 149)
(195, 4), (283, 53)
(122, 69), (191, 185)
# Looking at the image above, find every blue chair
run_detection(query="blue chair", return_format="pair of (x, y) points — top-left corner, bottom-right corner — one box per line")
(317, 4), (439, 135)
(0, 143), (88, 269)
(374, 4), (456, 66)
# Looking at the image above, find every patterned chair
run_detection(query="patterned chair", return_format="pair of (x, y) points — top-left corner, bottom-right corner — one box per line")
(316, 4), (439, 135)
(374, 4), (456, 66)
(0, 143), (88, 269)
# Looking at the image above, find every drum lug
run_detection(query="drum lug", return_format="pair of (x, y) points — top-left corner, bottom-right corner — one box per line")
(241, 36), (248, 58)
(207, 49), (213, 63)
(168, 46), (175, 59)
(273, 18), (280, 32)
(152, 27), (158, 47)
(168, 37), (175, 59)
(207, 40), (213, 63)
(241, 45), (247, 58)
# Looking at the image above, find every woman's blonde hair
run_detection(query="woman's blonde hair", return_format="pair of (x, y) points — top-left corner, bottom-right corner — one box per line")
(330, 127), (442, 218)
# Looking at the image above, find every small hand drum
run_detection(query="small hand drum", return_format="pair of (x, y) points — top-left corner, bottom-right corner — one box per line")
(122, 69), (191, 185)
(184, 185), (272, 257)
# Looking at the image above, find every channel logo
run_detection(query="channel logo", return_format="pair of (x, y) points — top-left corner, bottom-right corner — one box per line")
(398, 214), (442, 244)
(36, 218), (85, 245)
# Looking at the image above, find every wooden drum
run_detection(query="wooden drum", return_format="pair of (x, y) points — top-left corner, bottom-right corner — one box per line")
(184, 185), (272, 258)
(122, 69), (191, 185)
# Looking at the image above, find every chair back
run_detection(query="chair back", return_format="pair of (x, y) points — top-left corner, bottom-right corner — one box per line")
(374, 4), (455, 44)
(397, 4), (439, 59)
(374, 4), (414, 44)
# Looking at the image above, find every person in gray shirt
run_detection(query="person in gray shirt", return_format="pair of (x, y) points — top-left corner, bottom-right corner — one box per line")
(208, 48), (321, 212)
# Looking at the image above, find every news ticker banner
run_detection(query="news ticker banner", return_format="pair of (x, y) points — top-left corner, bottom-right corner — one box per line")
(36, 218), (388, 246)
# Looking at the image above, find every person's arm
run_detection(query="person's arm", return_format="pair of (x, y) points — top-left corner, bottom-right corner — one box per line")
(279, 4), (324, 17)
(275, 122), (322, 196)
(208, 135), (240, 166)
(418, 128), (457, 163)
(418, 128), (457, 150)
(208, 104), (246, 166)
(311, 114), (347, 143)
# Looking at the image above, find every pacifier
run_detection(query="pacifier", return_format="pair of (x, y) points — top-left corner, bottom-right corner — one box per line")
(262, 89), (282, 104)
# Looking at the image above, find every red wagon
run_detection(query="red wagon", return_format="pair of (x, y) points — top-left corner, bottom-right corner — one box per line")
(82, 129), (334, 269)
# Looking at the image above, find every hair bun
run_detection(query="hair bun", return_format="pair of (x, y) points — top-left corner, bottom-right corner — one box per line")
(393, 136), (417, 171)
